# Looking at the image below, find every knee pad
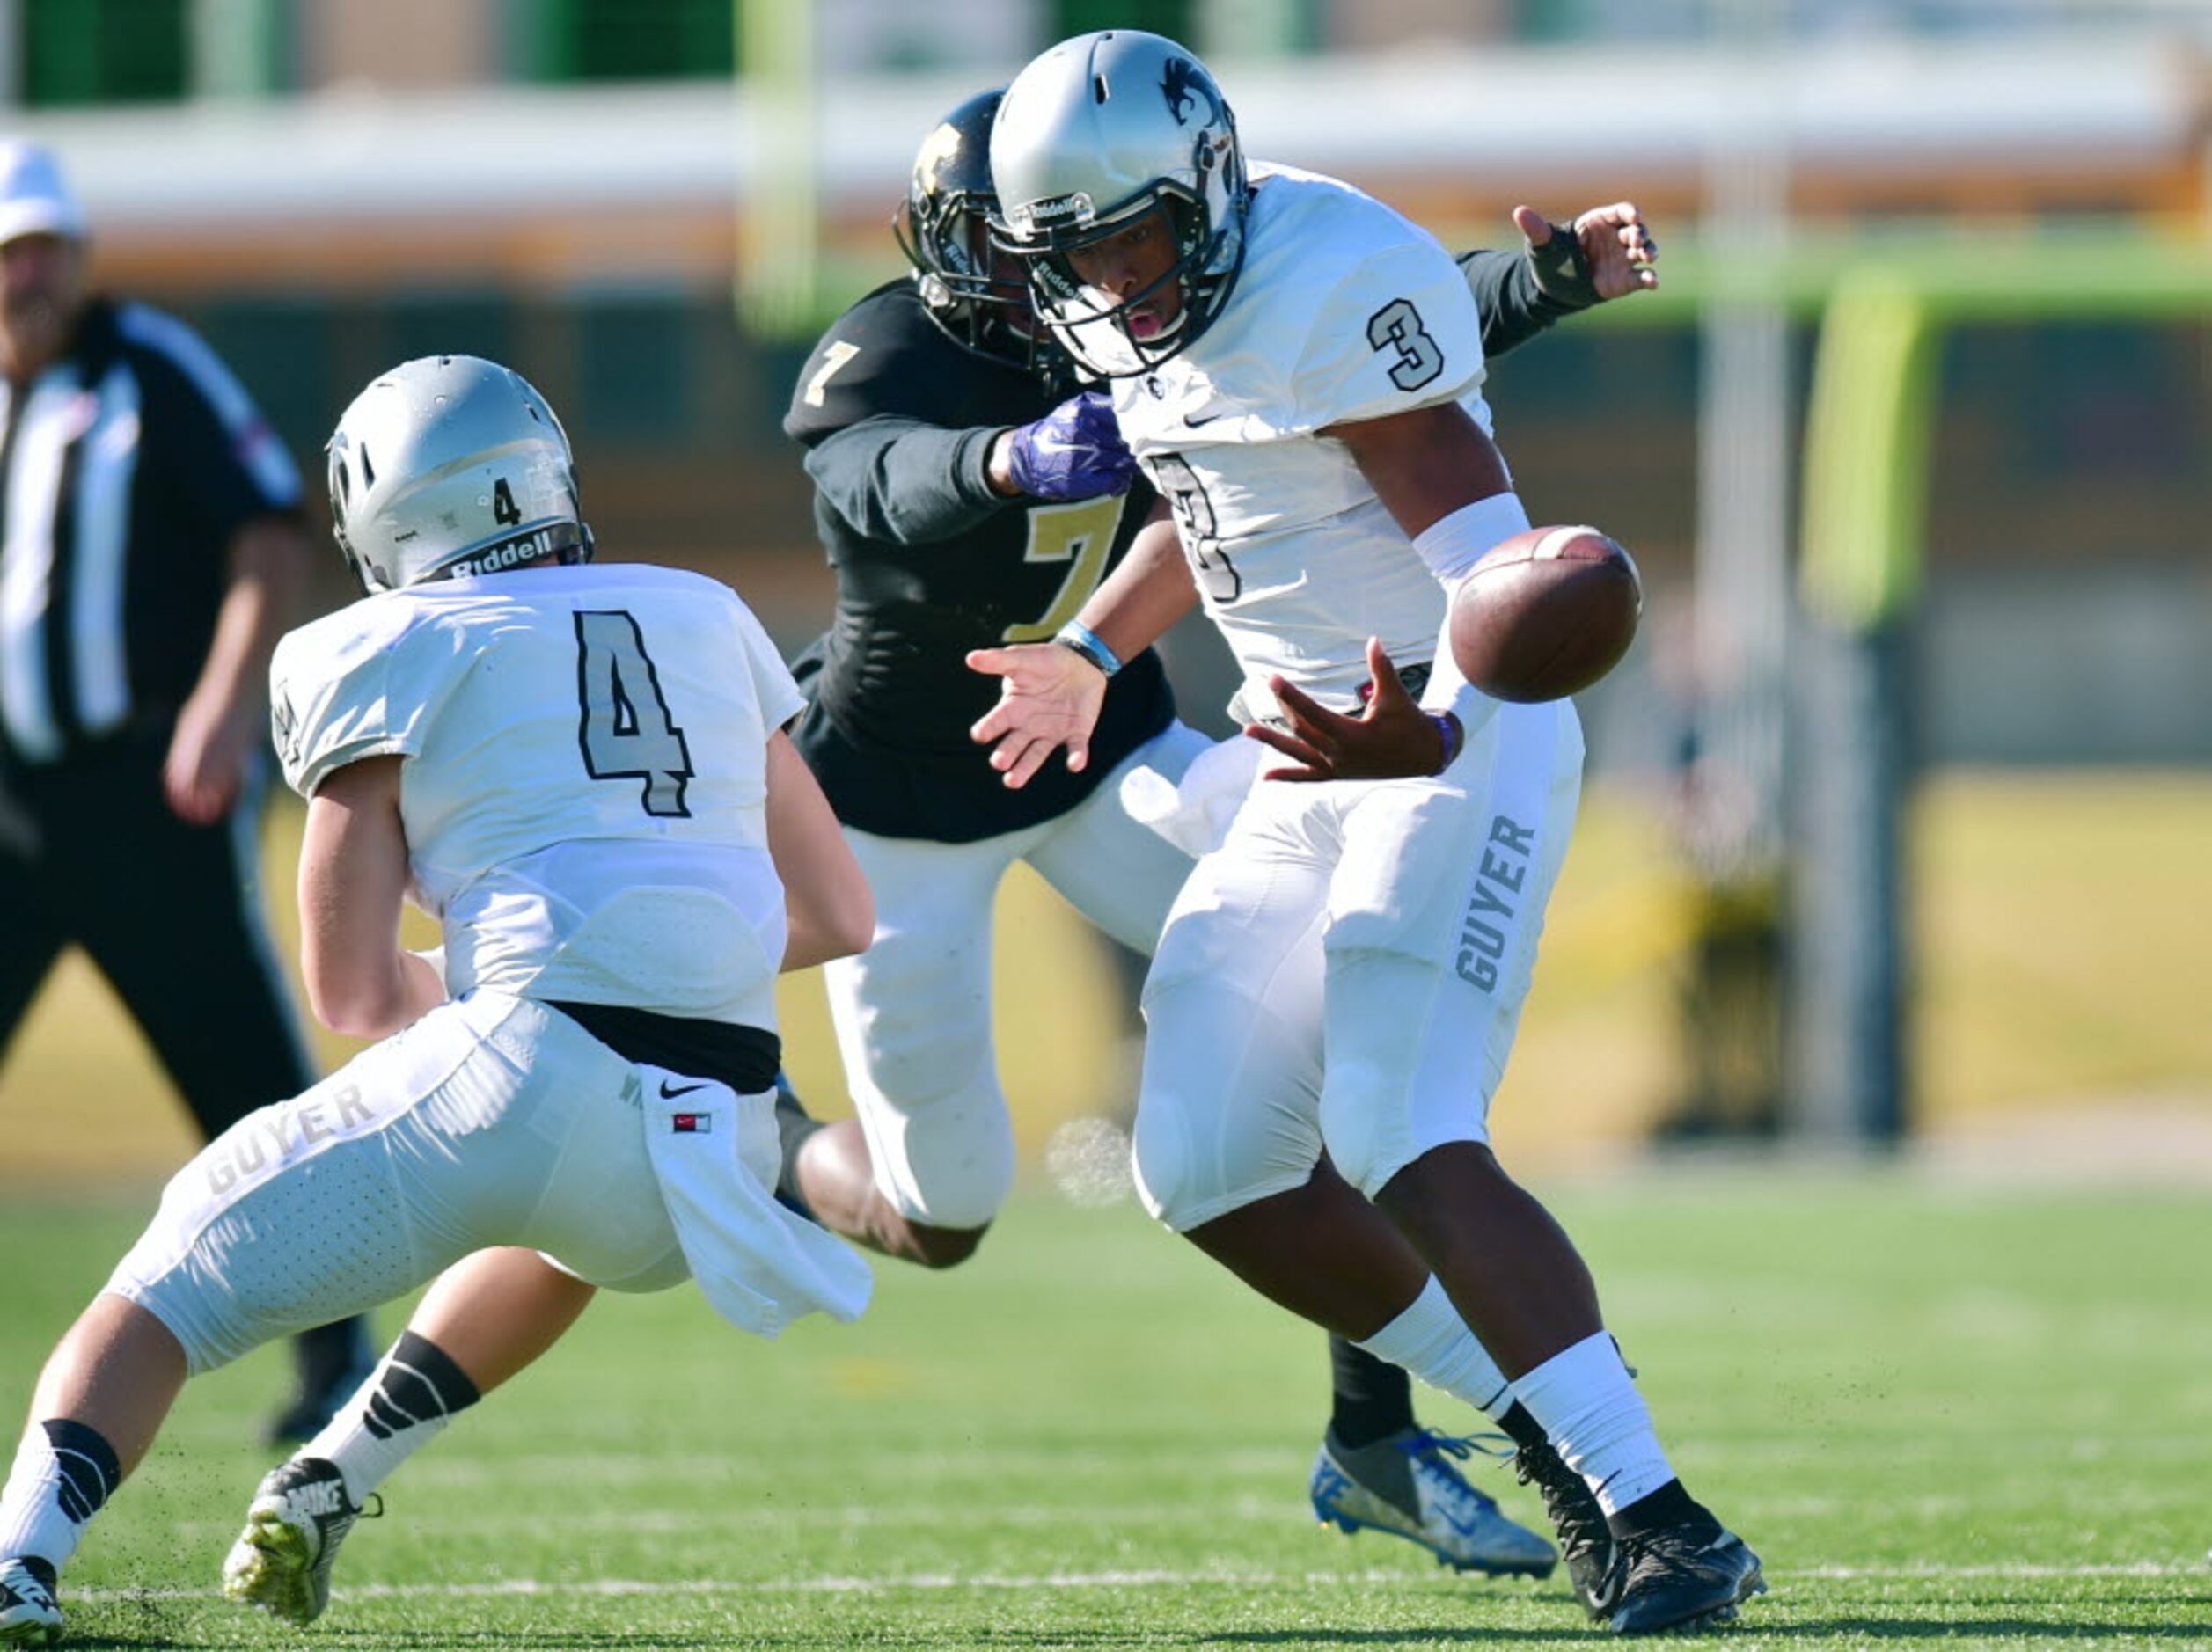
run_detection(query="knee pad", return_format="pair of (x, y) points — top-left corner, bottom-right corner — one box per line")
(1318, 947), (1495, 1200)
(106, 1271), (247, 1378)
(1132, 979), (1323, 1232)
(1316, 1052), (1421, 1200)
(860, 1083), (1017, 1232)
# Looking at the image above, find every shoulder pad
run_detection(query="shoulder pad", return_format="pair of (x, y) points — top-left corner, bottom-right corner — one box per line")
(1234, 173), (1486, 437)
(1286, 238), (1485, 435)
(783, 284), (996, 442)
(268, 594), (453, 797)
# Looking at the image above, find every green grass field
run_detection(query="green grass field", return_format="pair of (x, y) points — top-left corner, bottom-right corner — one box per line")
(6, 772), (2209, 1187)
(2, 1175), (2205, 1649)
(0, 772), (2206, 1644)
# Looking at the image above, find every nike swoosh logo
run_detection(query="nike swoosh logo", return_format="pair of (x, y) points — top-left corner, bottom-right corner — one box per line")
(1437, 1501), (1491, 1539)
(659, 1079), (712, 1100)
(1183, 410), (1222, 428)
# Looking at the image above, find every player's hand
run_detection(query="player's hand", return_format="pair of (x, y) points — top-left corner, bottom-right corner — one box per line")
(966, 640), (1109, 788)
(996, 390), (1136, 501)
(163, 694), (255, 824)
(1246, 639), (1455, 783)
(1513, 201), (1659, 305)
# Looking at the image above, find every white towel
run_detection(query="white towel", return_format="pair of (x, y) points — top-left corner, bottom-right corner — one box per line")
(638, 1066), (873, 1339)
(1120, 733), (1263, 858)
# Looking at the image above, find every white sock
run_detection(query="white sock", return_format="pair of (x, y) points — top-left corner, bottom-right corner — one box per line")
(301, 1331), (480, 1507)
(1354, 1277), (1515, 1421)
(0, 1421), (121, 1569)
(1511, 1329), (1676, 1515)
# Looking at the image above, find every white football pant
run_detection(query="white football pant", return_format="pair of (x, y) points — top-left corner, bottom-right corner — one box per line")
(107, 991), (818, 1373)
(1133, 699), (1584, 1232)
(822, 721), (1212, 1231)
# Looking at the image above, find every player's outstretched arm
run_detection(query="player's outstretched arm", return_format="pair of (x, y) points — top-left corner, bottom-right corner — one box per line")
(1518, 201), (1659, 302)
(967, 508), (1196, 788)
(1460, 200), (1660, 360)
(1328, 399), (1516, 545)
(766, 730), (875, 970)
(985, 389), (1137, 501)
(803, 417), (1013, 545)
(298, 755), (444, 1039)
(964, 640), (1110, 788)
(1275, 399), (1528, 783)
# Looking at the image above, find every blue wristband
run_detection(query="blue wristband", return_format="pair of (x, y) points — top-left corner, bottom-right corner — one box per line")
(1054, 621), (1124, 679)
(1431, 712), (1463, 773)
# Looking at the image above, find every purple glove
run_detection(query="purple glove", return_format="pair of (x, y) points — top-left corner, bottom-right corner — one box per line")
(1004, 390), (1137, 501)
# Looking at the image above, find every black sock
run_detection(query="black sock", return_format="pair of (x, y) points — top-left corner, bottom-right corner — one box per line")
(1327, 1335), (1416, 1448)
(1605, 1478), (1715, 1541)
(771, 1071), (824, 1217)
(365, 1331), (481, 1440)
(292, 1315), (373, 1387)
(38, 1420), (119, 1524)
(1497, 1401), (1550, 1454)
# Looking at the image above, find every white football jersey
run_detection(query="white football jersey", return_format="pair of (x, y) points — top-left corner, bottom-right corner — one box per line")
(1106, 164), (1497, 720)
(270, 562), (804, 1030)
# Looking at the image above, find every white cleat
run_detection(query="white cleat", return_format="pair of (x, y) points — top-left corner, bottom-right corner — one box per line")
(0, 1557), (62, 1648)
(1310, 1426), (1558, 1578)
(222, 1456), (368, 1626)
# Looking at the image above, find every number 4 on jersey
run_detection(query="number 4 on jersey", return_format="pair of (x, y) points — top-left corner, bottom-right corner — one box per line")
(574, 610), (693, 817)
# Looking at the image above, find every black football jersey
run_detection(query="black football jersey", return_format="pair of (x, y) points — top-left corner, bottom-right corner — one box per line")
(782, 281), (1176, 844)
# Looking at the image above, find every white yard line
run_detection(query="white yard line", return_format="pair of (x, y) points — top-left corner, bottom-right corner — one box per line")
(70, 1560), (2208, 1604)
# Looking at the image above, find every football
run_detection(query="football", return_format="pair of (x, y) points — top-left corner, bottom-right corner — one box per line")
(1449, 525), (1643, 703)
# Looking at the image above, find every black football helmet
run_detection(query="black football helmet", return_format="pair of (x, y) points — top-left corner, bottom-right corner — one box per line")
(895, 90), (1050, 370)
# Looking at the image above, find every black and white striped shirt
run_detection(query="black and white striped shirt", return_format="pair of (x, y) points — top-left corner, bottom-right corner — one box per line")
(0, 297), (300, 764)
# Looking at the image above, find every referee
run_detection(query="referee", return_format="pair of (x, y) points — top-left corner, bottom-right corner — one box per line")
(0, 141), (370, 1442)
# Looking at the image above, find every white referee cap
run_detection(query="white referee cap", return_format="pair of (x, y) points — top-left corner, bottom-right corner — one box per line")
(0, 141), (85, 245)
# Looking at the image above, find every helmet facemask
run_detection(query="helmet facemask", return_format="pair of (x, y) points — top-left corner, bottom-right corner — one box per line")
(897, 89), (1062, 376)
(896, 184), (1042, 369)
(1006, 182), (1240, 379)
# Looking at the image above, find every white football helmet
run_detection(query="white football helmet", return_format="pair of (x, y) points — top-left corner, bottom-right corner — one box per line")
(326, 355), (592, 593)
(988, 30), (1247, 376)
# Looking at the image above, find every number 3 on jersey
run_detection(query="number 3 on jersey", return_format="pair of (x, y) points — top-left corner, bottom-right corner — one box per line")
(1367, 298), (1445, 391)
(1151, 452), (1240, 603)
(575, 610), (693, 817)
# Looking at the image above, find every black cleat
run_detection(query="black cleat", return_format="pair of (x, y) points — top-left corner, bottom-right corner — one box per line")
(0, 1555), (62, 1646)
(1513, 1440), (1622, 1618)
(1608, 1520), (1764, 1636)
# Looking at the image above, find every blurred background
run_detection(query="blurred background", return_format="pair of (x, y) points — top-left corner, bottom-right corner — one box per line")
(1, 0), (2207, 1189)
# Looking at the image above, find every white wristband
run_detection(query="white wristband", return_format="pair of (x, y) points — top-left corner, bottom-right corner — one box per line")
(1411, 492), (1532, 585)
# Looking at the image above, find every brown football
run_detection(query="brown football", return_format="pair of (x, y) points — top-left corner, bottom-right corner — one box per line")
(1449, 525), (1643, 703)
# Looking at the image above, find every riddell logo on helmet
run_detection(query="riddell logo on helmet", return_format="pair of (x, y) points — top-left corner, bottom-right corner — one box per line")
(1009, 192), (1095, 232)
(448, 526), (560, 579)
